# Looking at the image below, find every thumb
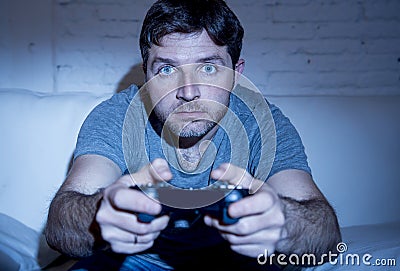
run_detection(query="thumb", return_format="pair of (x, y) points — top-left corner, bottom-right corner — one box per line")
(125, 158), (172, 186)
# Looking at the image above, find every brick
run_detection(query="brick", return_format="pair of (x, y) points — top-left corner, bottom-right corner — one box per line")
(357, 71), (400, 88)
(229, 1), (272, 22)
(364, 38), (400, 54)
(303, 54), (399, 72)
(95, 3), (148, 22)
(317, 21), (400, 39)
(244, 22), (316, 41)
(363, 0), (400, 21)
(272, 2), (361, 23)
(243, 38), (363, 55)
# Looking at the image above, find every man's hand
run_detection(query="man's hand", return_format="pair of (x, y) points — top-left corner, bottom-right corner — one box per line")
(96, 158), (172, 254)
(205, 163), (286, 258)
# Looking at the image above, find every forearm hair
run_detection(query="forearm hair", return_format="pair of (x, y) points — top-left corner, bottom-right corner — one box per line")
(276, 195), (342, 260)
(44, 190), (104, 258)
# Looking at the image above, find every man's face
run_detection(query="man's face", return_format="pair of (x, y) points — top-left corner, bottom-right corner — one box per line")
(144, 30), (237, 138)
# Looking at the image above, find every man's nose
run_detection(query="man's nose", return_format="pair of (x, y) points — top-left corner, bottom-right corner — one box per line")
(176, 72), (200, 101)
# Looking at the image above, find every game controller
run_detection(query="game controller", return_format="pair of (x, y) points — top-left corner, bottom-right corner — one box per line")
(129, 182), (250, 228)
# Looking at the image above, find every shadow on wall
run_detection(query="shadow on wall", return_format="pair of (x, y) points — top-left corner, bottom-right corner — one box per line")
(115, 63), (146, 92)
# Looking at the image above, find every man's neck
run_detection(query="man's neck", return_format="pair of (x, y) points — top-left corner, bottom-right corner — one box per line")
(173, 125), (218, 172)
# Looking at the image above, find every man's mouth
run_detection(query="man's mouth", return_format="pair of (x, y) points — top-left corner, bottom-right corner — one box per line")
(173, 103), (208, 116)
(174, 111), (207, 118)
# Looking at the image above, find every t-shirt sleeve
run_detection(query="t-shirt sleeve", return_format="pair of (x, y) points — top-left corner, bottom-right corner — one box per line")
(73, 88), (136, 173)
(268, 102), (312, 178)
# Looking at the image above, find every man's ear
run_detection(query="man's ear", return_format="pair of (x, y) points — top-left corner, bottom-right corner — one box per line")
(233, 58), (245, 86)
(142, 62), (148, 80)
(235, 59), (245, 74)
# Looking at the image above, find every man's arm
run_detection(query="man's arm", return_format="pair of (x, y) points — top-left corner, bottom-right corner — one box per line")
(44, 154), (121, 258)
(207, 164), (341, 262)
(45, 190), (104, 257)
(45, 154), (171, 258)
(268, 169), (342, 257)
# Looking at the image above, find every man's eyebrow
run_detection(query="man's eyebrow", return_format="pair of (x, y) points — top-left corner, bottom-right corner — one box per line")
(150, 57), (178, 70)
(197, 55), (226, 65)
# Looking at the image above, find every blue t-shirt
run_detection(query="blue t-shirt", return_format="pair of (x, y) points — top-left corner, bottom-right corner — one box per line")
(74, 84), (311, 266)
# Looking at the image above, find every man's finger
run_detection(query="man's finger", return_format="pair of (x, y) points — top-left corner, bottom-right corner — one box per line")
(211, 163), (248, 186)
(211, 163), (264, 193)
(126, 158), (172, 186)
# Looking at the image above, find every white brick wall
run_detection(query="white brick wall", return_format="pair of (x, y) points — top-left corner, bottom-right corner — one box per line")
(1, 0), (399, 95)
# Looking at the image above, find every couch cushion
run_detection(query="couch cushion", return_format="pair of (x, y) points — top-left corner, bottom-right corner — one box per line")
(0, 213), (56, 271)
(0, 88), (110, 232)
(303, 221), (400, 270)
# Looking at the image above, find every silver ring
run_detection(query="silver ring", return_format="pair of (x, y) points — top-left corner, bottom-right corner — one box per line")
(134, 234), (138, 244)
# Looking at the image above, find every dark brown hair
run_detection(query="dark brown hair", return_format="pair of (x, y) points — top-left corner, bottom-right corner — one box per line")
(140, 0), (244, 72)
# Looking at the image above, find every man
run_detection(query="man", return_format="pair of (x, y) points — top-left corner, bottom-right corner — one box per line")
(45, 0), (341, 270)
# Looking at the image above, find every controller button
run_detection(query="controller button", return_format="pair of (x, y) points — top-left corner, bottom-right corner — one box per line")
(174, 220), (190, 229)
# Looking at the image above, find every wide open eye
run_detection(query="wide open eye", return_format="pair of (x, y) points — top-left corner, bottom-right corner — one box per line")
(158, 65), (176, 76)
(200, 64), (217, 74)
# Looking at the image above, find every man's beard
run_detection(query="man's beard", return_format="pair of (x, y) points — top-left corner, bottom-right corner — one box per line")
(167, 119), (217, 138)
(154, 101), (226, 138)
